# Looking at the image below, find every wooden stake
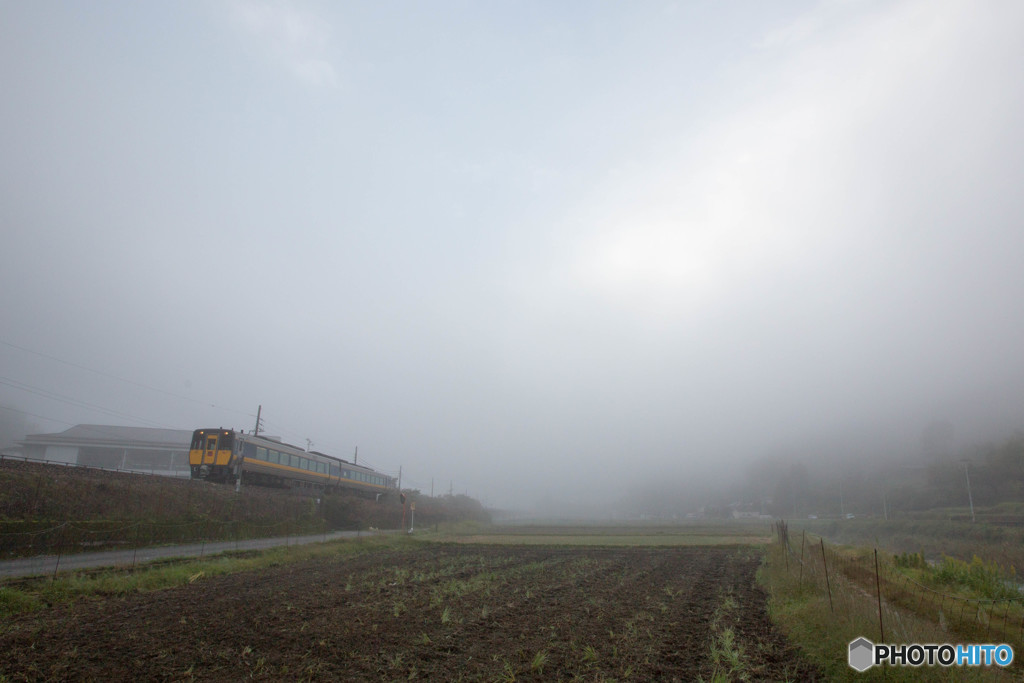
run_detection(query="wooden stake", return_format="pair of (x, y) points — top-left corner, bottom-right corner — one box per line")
(874, 548), (885, 642)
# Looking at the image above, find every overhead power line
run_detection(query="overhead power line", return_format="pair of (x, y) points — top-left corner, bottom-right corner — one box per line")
(0, 376), (173, 429)
(0, 338), (255, 420)
(0, 403), (77, 428)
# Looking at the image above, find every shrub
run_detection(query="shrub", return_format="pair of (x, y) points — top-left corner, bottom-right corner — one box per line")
(930, 555), (1018, 599)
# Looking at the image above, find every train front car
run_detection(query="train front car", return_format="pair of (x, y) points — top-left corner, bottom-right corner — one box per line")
(188, 428), (238, 483)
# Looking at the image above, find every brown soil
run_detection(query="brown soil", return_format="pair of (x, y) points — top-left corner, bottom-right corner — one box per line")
(0, 544), (818, 681)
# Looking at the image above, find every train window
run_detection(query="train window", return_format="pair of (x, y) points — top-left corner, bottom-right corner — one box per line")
(330, 464), (339, 477)
(318, 462), (326, 474)
(256, 447), (267, 461)
(290, 454), (300, 469)
(267, 450), (277, 464)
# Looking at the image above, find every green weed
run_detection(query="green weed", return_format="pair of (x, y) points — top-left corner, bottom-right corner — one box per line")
(530, 650), (548, 674)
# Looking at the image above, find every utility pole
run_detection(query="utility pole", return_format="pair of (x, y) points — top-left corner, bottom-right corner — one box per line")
(239, 404), (262, 492)
(354, 446), (358, 465)
(398, 466), (402, 491)
(962, 460), (976, 523)
(235, 436), (244, 493)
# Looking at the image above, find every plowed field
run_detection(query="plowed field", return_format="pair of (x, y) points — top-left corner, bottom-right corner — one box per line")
(0, 544), (817, 681)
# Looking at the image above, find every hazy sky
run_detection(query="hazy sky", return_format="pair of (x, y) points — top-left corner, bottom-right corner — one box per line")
(3, 1), (1024, 508)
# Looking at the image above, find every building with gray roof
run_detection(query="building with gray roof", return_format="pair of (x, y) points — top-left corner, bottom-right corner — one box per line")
(14, 424), (192, 477)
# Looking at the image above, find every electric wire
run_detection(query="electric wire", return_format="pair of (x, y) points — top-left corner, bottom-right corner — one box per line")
(0, 376), (173, 429)
(0, 338), (256, 420)
(0, 404), (76, 428)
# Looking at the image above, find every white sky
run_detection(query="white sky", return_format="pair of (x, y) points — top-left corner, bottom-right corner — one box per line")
(2, 1), (1024, 509)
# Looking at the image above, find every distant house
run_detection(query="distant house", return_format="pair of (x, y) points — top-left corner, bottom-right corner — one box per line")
(14, 424), (192, 477)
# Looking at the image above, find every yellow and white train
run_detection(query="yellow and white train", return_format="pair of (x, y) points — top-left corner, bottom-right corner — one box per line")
(188, 428), (395, 494)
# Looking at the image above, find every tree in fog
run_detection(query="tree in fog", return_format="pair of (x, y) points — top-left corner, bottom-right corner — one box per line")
(771, 463), (810, 517)
(0, 405), (39, 450)
(921, 420), (955, 461)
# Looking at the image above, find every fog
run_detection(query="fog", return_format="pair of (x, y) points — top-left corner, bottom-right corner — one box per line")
(3, 1), (1024, 513)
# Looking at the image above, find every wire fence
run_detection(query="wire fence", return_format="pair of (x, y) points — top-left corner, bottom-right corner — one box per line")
(0, 452), (190, 479)
(773, 520), (1024, 649)
(0, 517), (327, 561)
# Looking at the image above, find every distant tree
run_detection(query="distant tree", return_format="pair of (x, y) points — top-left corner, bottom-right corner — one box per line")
(770, 463), (811, 517)
(0, 405), (39, 450)
(921, 420), (955, 461)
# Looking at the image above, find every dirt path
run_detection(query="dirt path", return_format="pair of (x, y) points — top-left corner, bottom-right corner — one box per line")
(0, 544), (817, 681)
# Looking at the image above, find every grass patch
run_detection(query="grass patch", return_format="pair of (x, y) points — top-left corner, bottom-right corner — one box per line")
(797, 517), (1024, 574)
(0, 534), (418, 622)
(929, 555), (1019, 600)
(757, 542), (1014, 681)
(703, 592), (748, 682)
(435, 522), (773, 547)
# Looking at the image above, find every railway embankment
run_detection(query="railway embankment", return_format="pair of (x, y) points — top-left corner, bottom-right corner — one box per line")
(0, 458), (487, 558)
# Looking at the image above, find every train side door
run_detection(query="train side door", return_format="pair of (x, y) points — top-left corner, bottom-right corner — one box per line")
(203, 434), (219, 465)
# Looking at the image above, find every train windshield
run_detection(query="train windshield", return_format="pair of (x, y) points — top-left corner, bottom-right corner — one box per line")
(190, 429), (234, 452)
